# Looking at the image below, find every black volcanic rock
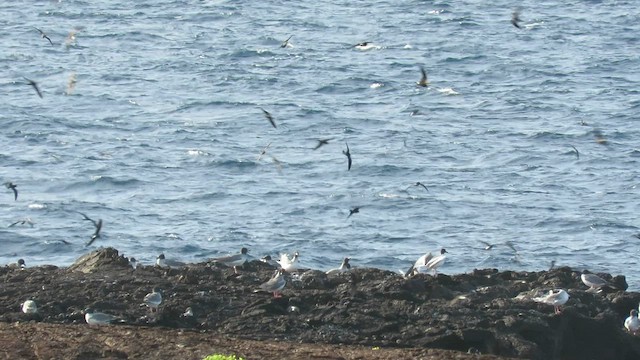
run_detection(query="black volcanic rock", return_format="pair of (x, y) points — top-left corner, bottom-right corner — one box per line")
(1, 247), (640, 359)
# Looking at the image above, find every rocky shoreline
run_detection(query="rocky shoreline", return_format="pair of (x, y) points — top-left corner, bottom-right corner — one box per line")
(2, 248), (640, 359)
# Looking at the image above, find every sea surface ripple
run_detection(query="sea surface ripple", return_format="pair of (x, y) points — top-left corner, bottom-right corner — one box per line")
(2, 0), (640, 289)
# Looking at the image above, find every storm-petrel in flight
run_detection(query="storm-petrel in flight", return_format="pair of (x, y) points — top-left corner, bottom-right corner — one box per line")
(257, 142), (272, 161)
(260, 108), (277, 128)
(281, 35), (292, 48)
(78, 212), (102, 246)
(414, 182), (429, 192)
(347, 207), (360, 218)
(313, 138), (333, 150)
(342, 142), (352, 170)
(35, 27), (53, 45)
(417, 67), (428, 87)
(4, 182), (18, 201)
(23, 77), (42, 98)
(511, 10), (522, 29)
(570, 145), (579, 160)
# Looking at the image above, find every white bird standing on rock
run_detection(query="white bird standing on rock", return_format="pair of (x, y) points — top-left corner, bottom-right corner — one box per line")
(21, 300), (37, 314)
(625, 309), (640, 335)
(533, 289), (569, 314)
(277, 251), (299, 271)
(326, 257), (351, 275)
(144, 287), (162, 312)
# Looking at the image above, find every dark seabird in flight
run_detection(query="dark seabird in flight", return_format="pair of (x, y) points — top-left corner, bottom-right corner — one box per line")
(347, 207), (360, 218)
(9, 218), (34, 227)
(78, 212), (102, 246)
(417, 67), (428, 87)
(342, 142), (352, 170)
(35, 27), (53, 45)
(511, 10), (522, 29)
(4, 182), (18, 201)
(260, 108), (277, 129)
(313, 138), (333, 150)
(257, 142), (272, 161)
(281, 35), (292, 48)
(570, 145), (579, 160)
(479, 240), (495, 250)
(414, 182), (429, 192)
(23, 77), (42, 98)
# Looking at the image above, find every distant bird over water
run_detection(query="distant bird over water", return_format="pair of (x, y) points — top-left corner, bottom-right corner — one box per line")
(260, 108), (277, 129)
(570, 145), (579, 160)
(23, 77), (42, 98)
(4, 182), (18, 201)
(313, 138), (332, 150)
(414, 182), (429, 192)
(34, 27), (53, 45)
(343, 142), (352, 170)
(347, 207), (360, 218)
(511, 10), (523, 29)
(256, 142), (272, 161)
(78, 212), (102, 246)
(417, 67), (428, 87)
(281, 35), (293, 48)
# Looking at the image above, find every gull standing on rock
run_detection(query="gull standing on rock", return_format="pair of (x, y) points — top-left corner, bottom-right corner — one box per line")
(21, 300), (37, 314)
(212, 247), (250, 274)
(404, 251), (434, 277)
(421, 248), (448, 275)
(326, 257), (351, 275)
(144, 287), (162, 312)
(156, 254), (186, 268)
(533, 289), (569, 314)
(277, 251), (299, 272)
(259, 269), (287, 297)
(129, 257), (137, 270)
(625, 309), (640, 335)
(581, 270), (616, 293)
(84, 308), (124, 325)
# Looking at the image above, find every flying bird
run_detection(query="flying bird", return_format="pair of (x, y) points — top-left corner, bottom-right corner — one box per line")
(347, 207), (360, 218)
(281, 35), (293, 48)
(9, 218), (34, 228)
(417, 67), (428, 87)
(34, 27), (53, 45)
(23, 77), (42, 98)
(570, 145), (579, 160)
(4, 182), (18, 201)
(78, 212), (102, 246)
(511, 10), (523, 29)
(256, 142), (272, 161)
(479, 240), (495, 250)
(414, 182), (429, 192)
(313, 138), (333, 150)
(261, 108), (277, 128)
(342, 142), (352, 170)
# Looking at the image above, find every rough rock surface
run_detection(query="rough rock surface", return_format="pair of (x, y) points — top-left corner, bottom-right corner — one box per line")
(2, 248), (640, 359)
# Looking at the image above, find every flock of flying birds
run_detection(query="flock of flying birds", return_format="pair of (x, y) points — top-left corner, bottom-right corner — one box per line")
(9, 11), (640, 331)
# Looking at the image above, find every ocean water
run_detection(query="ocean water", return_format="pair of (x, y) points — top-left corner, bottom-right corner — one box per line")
(2, 0), (640, 289)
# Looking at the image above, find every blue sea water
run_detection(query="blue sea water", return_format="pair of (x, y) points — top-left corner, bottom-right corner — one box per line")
(2, 1), (640, 289)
